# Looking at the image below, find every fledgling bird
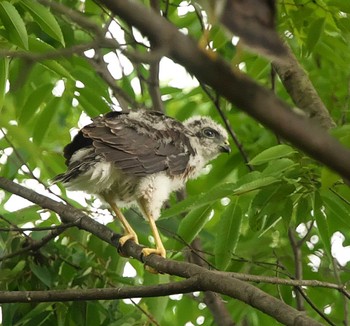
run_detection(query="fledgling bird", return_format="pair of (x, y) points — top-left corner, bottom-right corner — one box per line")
(54, 110), (230, 260)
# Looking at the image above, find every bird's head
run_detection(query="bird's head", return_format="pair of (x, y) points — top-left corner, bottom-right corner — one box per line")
(184, 116), (231, 162)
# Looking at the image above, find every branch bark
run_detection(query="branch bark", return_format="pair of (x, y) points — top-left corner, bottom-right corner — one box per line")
(0, 278), (199, 303)
(100, 0), (350, 180)
(0, 177), (323, 326)
(273, 47), (335, 129)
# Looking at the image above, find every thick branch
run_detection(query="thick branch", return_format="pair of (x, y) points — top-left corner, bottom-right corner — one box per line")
(0, 177), (322, 326)
(273, 48), (335, 129)
(123, 243), (322, 326)
(101, 0), (350, 180)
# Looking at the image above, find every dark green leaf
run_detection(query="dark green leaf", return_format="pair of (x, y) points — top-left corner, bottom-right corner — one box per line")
(29, 262), (53, 287)
(328, 0), (350, 13)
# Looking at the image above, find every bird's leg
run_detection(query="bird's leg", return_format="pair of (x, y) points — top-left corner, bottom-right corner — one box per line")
(137, 198), (166, 259)
(104, 197), (139, 251)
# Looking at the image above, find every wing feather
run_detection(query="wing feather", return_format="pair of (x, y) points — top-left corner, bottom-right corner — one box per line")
(66, 110), (194, 177)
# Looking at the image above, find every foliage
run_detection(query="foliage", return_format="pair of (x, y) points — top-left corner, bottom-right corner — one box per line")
(0, 0), (350, 325)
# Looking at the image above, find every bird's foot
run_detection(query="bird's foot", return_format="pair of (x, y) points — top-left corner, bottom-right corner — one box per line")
(117, 233), (139, 257)
(141, 247), (166, 274)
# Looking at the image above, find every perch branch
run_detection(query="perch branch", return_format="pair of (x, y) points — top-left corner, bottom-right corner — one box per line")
(0, 177), (322, 326)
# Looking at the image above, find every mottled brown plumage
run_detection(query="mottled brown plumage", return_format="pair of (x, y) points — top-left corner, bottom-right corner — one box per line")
(54, 110), (230, 263)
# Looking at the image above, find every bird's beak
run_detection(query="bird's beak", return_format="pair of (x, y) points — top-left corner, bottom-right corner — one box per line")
(220, 141), (231, 153)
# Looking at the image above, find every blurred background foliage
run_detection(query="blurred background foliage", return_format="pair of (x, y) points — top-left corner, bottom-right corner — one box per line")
(1, 0), (350, 325)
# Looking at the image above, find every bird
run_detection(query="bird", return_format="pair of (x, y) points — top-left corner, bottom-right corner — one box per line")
(54, 109), (230, 261)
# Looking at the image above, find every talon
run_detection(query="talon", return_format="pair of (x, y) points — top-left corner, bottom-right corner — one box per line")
(141, 247), (166, 274)
(120, 233), (139, 246)
(141, 247), (166, 259)
(117, 233), (139, 257)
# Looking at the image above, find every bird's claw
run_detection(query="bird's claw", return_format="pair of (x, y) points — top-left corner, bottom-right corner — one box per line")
(141, 247), (166, 274)
(117, 234), (139, 257)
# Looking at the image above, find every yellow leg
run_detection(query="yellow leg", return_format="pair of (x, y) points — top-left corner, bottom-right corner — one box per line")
(104, 197), (139, 246)
(137, 199), (166, 259)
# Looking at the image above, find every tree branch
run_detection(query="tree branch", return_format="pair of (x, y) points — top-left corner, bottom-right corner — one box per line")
(273, 48), (335, 129)
(148, 0), (165, 113)
(0, 278), (199, 303)
(0, 177), (323, 326)
(100, 0), (350, 181)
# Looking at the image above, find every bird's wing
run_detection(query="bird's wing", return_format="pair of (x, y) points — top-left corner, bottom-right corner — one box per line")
(73, 111), (195, 177)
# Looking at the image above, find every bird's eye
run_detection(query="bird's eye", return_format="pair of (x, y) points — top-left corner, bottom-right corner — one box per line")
(203, 128), (216, 138)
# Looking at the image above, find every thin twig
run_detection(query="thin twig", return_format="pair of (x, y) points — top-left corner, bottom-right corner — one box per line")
(288, 227), (305, 311)
(0, 225), (70, 262)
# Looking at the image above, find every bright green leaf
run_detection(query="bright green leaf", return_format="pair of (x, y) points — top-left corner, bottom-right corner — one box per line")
(20, 0), (65, 45)
(174, 205), (212, 251)
(162, 174), (279, 219)
(250, 145), (297, 165)
(0, 1), (28, 49)
(233, 176), (279, 195)
(12, 260), (26, 274)
(215, 198), (242, 270)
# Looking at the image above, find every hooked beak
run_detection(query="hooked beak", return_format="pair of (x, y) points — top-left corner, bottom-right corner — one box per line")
(220, 141), (231, 153)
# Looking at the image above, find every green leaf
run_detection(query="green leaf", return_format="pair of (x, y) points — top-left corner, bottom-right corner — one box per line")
(321, 190), (350, 229)
(28, 37), (73, 79)
(250, 144), (297, 165)
(215, 198), (242, 270)
(321, 167), (341, 189)
(19, 0), (65, 45)
(0, 1), (28, 49)
(18, 83), (54, 124)
(12, 260), (26, 274)
(262, 158), (297, 178)
(0, 57), (8, 112)
(86, 302), (100, 325)
(295, 195), (311, 225)
(328, 0), (350, 13)
(29, 262), (53, 287)
(306, 18), (325, 53)
(78, 87), (111, 115)
(313, 191), (332, 260)
(33, 96), (59, 144)
(233, 176), (279, 195)
(248, 183), (295, 231)
(162, 174), (279, 219)
(174, 205), (212, 251)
